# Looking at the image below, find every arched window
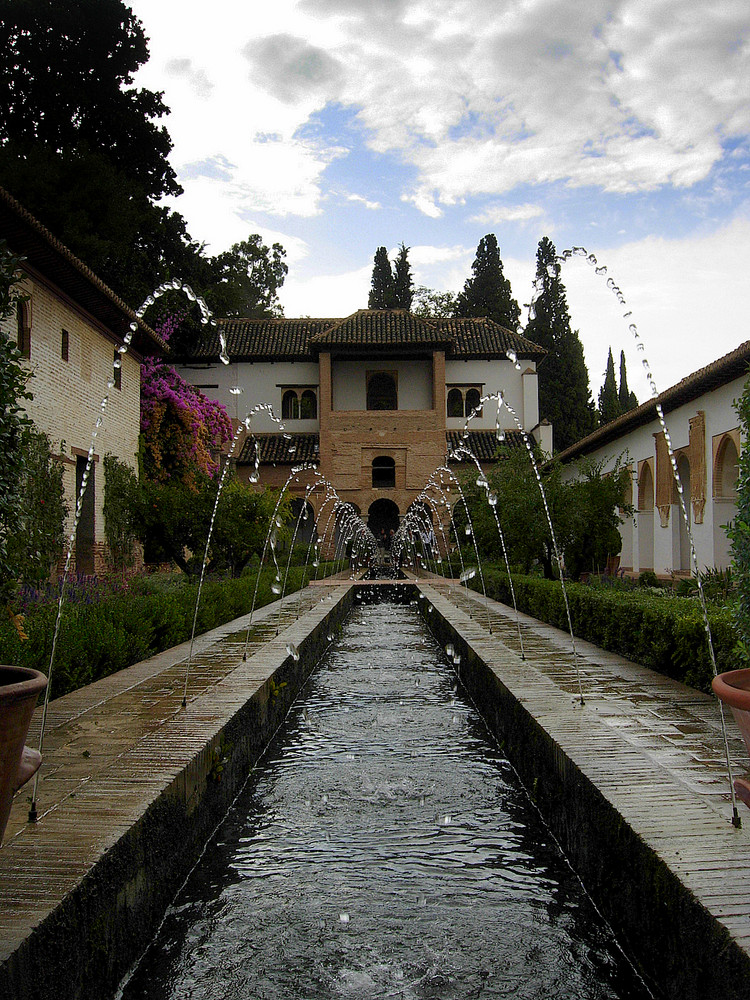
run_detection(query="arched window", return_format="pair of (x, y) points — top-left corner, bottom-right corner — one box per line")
(16, 300), (30, 359)
(715, 436), (739, 499)
(638, 462), (654, 510)
(367, 372), (397, 411)
(447, 388), (463, 417)
(465, 387), (481, 416)
(282, 390), (299, 420)
(372, 456), (396, 488)
(300, 389), (317, 419)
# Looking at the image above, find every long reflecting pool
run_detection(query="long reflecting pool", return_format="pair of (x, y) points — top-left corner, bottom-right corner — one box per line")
(120, 593), (652, 999)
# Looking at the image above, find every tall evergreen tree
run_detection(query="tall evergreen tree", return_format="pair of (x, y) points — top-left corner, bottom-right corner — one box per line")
(598, 348), (621, 424)
(368, 246), (397, 309)
(525, 237), (596, 452)
(455, 234), (520, 331)
(618, 349), (638, 413)
(393, 243), (413, 310)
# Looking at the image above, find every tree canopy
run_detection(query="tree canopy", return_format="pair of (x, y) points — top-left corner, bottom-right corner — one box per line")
(368, 247), (397, 309)
(0, 1), (288, 318)
(393, 243), (414, 310)
(598, 348), (620, 424)
(368, 243), (414, 310)
(597, 346), (639, 426)
(455, 234), (520, 331)
(207, 236), (288, 318)
(524, 237), (596, 452)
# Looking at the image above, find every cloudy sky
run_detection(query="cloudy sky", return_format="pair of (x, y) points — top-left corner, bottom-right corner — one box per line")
(129, 0), (750, 401)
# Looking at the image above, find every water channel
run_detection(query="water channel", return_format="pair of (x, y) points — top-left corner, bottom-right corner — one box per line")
(119, 592), (652, 1000)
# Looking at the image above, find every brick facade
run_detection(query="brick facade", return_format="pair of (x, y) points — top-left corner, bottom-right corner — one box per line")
(1, 186), (164, 578)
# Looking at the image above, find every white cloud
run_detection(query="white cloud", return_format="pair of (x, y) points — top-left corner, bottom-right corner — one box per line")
(280, 264), (371, 316)
(130, 0), (750, 230)
(470, 203), (545, 225)
(346, 193), (381, 210)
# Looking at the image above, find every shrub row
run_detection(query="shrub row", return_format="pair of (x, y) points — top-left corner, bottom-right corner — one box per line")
(0, 563), (336, 699)
(472, 566), (738, 693)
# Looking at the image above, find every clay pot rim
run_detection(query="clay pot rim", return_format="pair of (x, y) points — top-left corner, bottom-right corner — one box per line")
(0, 664), (47, 702)
(712, 668), (750, 711)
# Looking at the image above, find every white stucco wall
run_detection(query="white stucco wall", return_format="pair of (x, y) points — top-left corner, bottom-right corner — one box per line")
(177, 359), (321, 432)
(331, 358), (433, 411)
(444, 358), (533, 431)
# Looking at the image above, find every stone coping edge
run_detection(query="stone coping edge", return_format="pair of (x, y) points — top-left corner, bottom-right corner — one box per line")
(419, 583), (750, 1000)
(0, 587), (355, 1000)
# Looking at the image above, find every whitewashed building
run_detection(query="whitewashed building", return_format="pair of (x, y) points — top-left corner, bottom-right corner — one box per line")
(557, 343), (747, 577)
(0, 186), (165, 574)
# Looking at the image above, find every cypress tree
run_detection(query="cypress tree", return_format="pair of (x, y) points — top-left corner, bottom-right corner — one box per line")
(455, 234), (520, 330)
(598, 348), (621, 424)
(368, 246), (397, 309)
(618, 349), (638, 413)
(525, 237), (596, 452)
(393, 243), (413, 310)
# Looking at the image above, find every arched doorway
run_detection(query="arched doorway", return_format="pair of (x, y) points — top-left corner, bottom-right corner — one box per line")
(676, 454), (691, 573)
(637, 461), (654, 571)
(290, 497), (315, 545)
(714, 435), (739, 568)
(368, 498), (400, 548)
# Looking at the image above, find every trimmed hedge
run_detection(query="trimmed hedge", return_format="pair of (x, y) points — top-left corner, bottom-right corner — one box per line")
(0, 563), (337, 699)
(473, 566), (738, 693)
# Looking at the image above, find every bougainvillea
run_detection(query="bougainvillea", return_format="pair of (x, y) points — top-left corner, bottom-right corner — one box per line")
(140, 357), (232, 488)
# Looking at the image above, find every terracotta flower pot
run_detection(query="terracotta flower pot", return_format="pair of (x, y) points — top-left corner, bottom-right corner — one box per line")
(0, 665), (47, 843)
(712, 668), (750, 808)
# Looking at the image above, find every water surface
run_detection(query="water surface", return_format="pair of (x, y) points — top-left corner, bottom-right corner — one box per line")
(121, 594), (651, 999)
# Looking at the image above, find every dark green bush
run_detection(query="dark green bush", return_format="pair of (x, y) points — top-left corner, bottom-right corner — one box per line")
(475, 565), (737, 693)
(0, 563), (336, 699)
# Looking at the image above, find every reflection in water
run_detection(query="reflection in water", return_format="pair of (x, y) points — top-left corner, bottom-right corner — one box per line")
(121, 595), (651, 1000)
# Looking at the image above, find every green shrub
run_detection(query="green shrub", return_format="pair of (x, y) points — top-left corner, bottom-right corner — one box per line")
(474, 565), (737, 693)
(0, 562), (336, 699)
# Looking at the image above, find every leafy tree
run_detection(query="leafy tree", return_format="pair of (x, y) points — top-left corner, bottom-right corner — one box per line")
(103, 454), (140, 575)
(0, 0), (179, 200)
(525, 237), (596, 452)
(412, 286), (458, 318)
(7, 429), (67, 590)
(368, 246), (397, 309)
(393, 242), (413, 310)
(598, 348), (621, 424)
(0, 242), (32, 605)
(0, 0), (204, 306)
(618, 350), (638, 413)
(211, 481), (285, 578)
(455, 234), (520, 331)
(133, 476), (212, 574)
(564, 456), (634, 579)
(456, 446), (632, 580)
(207, 236), (288, 318)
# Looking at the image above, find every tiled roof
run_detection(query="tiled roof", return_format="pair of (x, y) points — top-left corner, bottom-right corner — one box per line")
(446, 429), (526, 462)
(434, 318), (545, 359)
(237, 433), (319, 465)
(0, 186), (166, 357)
(309, 310), (450, 351)
(189, 318), (338, 361)
(176, 310), (545, 362)
(556, 339), (750, 463)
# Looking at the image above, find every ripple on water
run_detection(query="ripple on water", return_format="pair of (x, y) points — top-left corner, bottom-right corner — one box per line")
(120, 601), (652, 1000)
